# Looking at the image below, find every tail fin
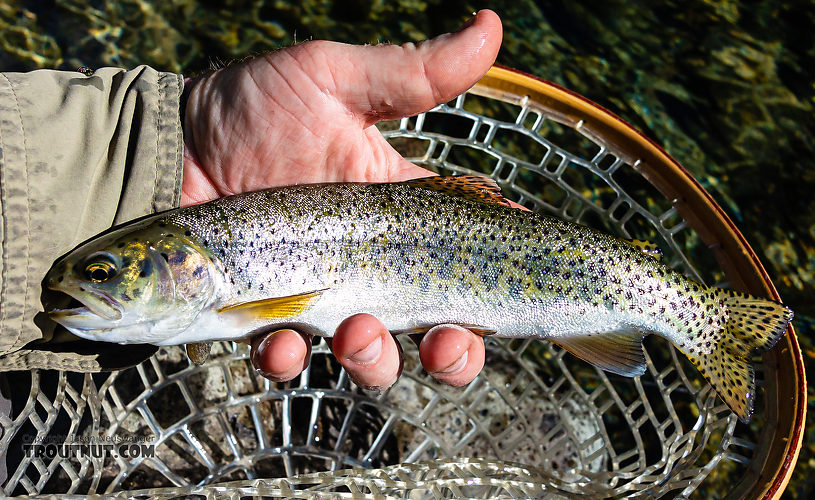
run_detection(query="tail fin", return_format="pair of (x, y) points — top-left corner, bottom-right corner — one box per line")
(682, 289), (793, 422)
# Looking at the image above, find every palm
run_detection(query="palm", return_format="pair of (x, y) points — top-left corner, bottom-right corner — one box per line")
(182, 44), (424, 201)
(180, 15), (502, 204)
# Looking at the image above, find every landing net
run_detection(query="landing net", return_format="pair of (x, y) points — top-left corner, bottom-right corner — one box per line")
(1, 68), (798, 499)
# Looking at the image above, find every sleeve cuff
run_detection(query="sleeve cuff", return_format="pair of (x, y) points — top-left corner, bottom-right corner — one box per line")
(0, 66), (184, 371)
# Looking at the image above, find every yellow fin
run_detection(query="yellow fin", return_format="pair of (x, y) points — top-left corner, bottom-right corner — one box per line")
(626, 239), (662, 261)
(404, 175), (511, 207)
(678, 288), (792, 423)
(553, 329), (646, 377)
(186, 342), (212, 365)
(217, 290), (325, 321)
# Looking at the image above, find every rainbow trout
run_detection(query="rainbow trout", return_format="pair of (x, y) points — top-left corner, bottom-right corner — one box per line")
(46, 176), (792, 422)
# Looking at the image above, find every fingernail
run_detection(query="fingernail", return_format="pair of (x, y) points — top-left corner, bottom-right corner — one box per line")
(257, 366), (290, 382)
(432, 350), (469, 376)
(349, 336), (383, 365)
(251, 332), (274, 365)
(252, 329), (310, 381)
(456, 12), (477, 32)
(258, 370), (284, 382)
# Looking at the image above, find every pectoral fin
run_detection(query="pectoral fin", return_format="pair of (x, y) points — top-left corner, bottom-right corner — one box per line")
(553, 330), (646, 377)
(217, 290), (325, 321)
(186, 342), (212, 365)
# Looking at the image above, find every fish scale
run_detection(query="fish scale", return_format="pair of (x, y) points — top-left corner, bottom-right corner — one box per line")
(45, 176), (793, 423)
(171, 183), (630, 338)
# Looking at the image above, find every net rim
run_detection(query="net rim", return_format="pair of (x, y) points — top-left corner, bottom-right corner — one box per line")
(468, 64), (806, 499)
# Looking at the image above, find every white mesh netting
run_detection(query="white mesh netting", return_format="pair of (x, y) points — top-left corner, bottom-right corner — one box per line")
(1, 83), (763, 498)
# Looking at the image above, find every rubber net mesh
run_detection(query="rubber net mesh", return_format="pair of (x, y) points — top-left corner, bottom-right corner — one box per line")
(0, 88), (764, 498)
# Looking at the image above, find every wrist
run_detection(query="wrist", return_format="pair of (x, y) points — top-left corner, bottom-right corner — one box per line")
(180, 76), (219, 207)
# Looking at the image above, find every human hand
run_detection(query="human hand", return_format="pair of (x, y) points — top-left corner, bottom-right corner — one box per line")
(180, 10), (503, 389)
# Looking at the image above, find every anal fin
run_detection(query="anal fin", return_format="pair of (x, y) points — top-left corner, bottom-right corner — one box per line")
(553, 329), (646, 377)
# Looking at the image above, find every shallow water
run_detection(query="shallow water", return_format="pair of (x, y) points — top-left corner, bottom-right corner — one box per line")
(1, 0), (812, 497)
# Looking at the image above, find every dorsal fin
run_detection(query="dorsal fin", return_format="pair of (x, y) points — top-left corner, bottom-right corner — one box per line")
(404, 175), (511, 207)
(626, 239), (663, 261)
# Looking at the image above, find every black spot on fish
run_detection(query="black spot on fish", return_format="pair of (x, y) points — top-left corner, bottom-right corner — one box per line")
(139, 259), (152, 278)
(169, 253), (187, 265)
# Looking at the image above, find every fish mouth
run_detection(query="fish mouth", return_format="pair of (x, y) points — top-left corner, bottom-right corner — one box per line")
(47, 287), (123, 330)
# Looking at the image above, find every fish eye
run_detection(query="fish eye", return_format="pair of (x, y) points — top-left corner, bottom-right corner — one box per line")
(83, 253), (119, 283)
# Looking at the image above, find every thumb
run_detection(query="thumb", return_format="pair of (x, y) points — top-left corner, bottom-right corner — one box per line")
(321, 10), (502, 126)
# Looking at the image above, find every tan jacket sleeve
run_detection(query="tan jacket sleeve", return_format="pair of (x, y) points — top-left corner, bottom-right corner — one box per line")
(0, 66), (184, 372)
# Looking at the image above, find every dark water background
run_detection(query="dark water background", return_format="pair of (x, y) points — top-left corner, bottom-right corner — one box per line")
(0, 0), (812, 497)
